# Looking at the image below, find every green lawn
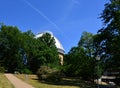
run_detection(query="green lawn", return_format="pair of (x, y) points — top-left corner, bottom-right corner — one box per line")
(15, 74), (94, 88)
(0, 73), (14, 88)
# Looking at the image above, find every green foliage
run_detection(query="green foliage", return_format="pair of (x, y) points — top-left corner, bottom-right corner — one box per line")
(63, 31), (105, 81)
(93, 1), (120, 86)
(64, 47), (94, 80)
(29, 33), (60, 73)
(94, 61), (103, 79)
(78, 31), (94, 57)
(0, 24), (59, 73)
(95, 0), (120, 69)
(37, 33), (59, 64)
(21, 68), (32, 74)
(37, 66), (62, 82)
(63, 32), (97, 80)
(0, 66), (5, 73)
(0, 25), (24, 72)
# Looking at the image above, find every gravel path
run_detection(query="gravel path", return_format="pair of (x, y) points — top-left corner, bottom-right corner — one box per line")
(5, 73), (34, 88)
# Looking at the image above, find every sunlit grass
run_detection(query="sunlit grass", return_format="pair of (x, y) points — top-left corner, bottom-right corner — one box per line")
(15, 74), (82, 88)
(0, 73), (14, 88)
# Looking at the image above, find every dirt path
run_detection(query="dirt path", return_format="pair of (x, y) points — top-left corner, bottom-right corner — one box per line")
(5, 73), (34, 88)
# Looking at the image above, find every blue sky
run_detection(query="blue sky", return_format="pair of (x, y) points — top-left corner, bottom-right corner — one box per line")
(0, 0), (108, 53)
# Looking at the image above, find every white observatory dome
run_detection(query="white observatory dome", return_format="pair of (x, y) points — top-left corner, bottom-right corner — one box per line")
(35, 31), (65, 54)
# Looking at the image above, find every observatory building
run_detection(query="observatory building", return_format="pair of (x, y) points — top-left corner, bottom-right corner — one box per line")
(35, 31), (65, 65)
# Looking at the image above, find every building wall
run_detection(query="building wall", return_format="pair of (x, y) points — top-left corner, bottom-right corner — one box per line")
(58, 53), (64, 65)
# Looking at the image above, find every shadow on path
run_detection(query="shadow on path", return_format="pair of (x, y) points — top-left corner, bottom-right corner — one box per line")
(33, 77), (95, 88)
(32, 77), (118, 88)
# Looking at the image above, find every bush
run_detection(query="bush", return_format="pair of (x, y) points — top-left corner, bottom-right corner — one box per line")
(0, 66), (5, 73)
(21, 68), (32, 74)
(47, 71), (62, 82)
(37, 66), (62, 82)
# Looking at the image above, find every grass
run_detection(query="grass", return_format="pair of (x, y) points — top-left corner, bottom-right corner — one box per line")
(0, 73), (14, 88)
(15, 74), (95, 88)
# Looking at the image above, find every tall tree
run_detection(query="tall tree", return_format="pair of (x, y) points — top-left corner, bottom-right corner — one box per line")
(0, 25), (23, 72)
(20, 30), (38, 73)
(37, 33), (59, 66)
(78, 31), (94, 57)
(96, 0), (120, 68)
(0, 24), (60, 73)
(64, 32), (96, 80)
(29, 33), (59, 73)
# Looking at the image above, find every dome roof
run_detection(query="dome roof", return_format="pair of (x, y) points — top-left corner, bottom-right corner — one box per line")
(35, 31), (65, 54)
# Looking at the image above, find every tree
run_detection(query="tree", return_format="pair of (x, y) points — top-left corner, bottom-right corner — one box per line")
(19, 30), (38, 73)
(96, 0), (120, 68)
(78, 31), (94, 57)
(29, 33), (60, 73)
(63, 32), (96, 80)
(0, 24), (60, 73)
(37, 33), (59, 66)
(0, 25), (24, 72)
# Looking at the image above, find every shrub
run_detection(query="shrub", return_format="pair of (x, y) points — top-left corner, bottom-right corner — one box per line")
(47, 71), (62, 82)
(21, 68), (32, 74)
(37, 66), (62, 82)
(36, 66), (50, 80)
(0, 66), (5, 73)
